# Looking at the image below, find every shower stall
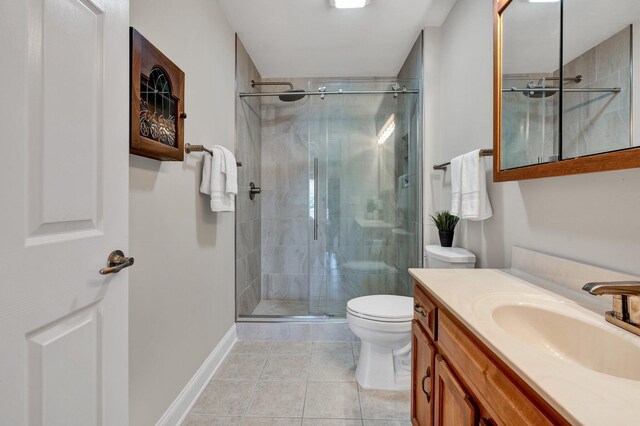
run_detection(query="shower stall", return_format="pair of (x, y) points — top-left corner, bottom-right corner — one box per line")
(234, 38), (423, 321)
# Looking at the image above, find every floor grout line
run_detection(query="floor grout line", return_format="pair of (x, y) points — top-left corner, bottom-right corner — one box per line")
(355, 380), (365, 423)
(300, 359), (311, 425)
(240, 350), (270, 418)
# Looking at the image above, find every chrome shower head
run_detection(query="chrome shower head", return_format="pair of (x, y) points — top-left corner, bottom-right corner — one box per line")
(522, 81), (558, 98)
(251, 80), (306, 102)
(279, 89), (306, 102)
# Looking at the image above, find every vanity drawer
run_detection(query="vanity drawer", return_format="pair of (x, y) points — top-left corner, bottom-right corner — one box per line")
(413, 282), (437, 341)
(437, 311), (566, 426)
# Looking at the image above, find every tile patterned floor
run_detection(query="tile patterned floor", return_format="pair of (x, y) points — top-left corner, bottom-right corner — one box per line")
(182, 340), (410, 426)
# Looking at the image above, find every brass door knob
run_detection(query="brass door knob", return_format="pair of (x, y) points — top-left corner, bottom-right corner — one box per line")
(100, 250), (134, 275)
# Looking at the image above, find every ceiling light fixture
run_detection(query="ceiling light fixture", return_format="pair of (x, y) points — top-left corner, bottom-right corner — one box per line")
(330, 0), (370, 9)
(377, 114), (395, 145)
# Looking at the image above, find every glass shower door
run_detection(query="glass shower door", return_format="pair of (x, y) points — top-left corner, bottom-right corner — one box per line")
(308, 79), (422, 318)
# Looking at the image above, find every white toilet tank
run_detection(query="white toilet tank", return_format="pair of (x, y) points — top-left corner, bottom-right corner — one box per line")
(425, 245), (476, 269)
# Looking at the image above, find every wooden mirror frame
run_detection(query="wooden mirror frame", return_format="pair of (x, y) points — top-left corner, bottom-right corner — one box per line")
(493, 0), (640, 182)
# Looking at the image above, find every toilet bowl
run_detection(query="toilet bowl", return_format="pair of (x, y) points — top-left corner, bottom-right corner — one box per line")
(346, 295), (413, 391)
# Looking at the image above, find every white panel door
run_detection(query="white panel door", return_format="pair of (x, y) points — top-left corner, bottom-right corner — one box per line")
(0, 0), (130, 424)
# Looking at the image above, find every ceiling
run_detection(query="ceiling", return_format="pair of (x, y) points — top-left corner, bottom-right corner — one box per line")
(216, 0), (457, 78)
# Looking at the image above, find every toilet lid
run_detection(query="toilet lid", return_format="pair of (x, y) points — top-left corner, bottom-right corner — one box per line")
(347, 295), (413, 321)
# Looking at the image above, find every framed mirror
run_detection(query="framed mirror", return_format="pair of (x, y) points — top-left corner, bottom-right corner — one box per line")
(494, 0), (640, 181)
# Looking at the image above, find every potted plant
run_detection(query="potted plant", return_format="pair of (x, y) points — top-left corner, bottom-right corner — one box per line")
(430, 211), (460, 247)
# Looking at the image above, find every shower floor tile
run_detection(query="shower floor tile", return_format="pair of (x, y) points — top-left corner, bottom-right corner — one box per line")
(183, 340), (411, 426)
(252, 300), (310, 316)
(251, 300), (348, 317)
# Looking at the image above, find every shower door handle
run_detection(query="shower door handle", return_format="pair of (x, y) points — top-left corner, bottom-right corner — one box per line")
(314, 158), (319, 241)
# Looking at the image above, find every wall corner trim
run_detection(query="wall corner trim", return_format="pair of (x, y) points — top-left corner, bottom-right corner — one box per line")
(155, 324), (238, 426)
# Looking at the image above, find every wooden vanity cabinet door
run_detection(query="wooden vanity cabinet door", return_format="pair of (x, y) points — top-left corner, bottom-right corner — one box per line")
(433, 354), (477, 426)
(411, 321), (435, 425)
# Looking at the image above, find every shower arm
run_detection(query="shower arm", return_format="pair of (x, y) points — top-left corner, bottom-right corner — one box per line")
(251, 80), (294, 89)
(536, 75), (582, 84)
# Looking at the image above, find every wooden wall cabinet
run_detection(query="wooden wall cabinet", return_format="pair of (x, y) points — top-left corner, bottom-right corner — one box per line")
(411, 282), (570, 426)
(130, 28), (185, 161)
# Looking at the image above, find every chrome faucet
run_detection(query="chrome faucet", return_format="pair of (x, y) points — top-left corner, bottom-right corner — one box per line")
(582, 281), (640, 336)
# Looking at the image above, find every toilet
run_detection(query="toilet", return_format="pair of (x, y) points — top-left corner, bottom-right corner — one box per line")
(347, 295), (414, 391)
(348, 246), (476, 391)
(425, 245), (476, 269)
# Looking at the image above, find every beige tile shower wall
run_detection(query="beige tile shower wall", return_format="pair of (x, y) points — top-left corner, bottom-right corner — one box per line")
(563, 26), (632, 158)
(236, 38), (263, 316)
(260, 77), (312, 305)
(423, 0), (640, 276)
(128, 0), (235, 424)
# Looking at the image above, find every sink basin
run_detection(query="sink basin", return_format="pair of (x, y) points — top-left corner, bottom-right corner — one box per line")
(476, 294), (640, 381)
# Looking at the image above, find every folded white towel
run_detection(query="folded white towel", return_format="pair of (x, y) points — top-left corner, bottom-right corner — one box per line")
(200, 152), (212, 195)
(213, 145), (238, 196)
(200, 150), (234, 212)
(450, 155), (463, 217)
(459, 149), (492, 221)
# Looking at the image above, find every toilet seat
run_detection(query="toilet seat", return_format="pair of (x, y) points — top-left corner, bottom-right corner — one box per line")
(346, 295), (413, 323)
(347, 310), (412, 333)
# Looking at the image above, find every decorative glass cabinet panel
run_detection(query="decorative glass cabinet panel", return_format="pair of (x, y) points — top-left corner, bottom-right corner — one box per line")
(139, 67), (178, 147)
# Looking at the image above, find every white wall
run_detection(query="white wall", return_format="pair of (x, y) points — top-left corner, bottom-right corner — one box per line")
(424, 0), (640, 276)
(128, 1), (236, 424)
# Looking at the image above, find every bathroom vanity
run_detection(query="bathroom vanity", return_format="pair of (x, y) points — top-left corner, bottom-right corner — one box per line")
(410, 280), (567, 425)
(409, 248), (640, 425)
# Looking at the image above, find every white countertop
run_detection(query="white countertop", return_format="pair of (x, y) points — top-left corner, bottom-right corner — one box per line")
(409, 268), (640, 426)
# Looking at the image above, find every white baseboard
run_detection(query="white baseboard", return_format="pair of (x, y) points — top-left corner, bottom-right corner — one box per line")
(156, 324), (237, 426)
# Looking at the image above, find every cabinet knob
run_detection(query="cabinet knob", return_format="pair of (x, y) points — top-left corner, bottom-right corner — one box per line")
(414, 303), (427, 317)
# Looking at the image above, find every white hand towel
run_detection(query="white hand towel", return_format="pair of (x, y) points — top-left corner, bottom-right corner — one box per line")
(450, 155), (463, 217)
(213, 145), (238, 195)
(459, 149), (492, 221)
(200, 150), (234, 212)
